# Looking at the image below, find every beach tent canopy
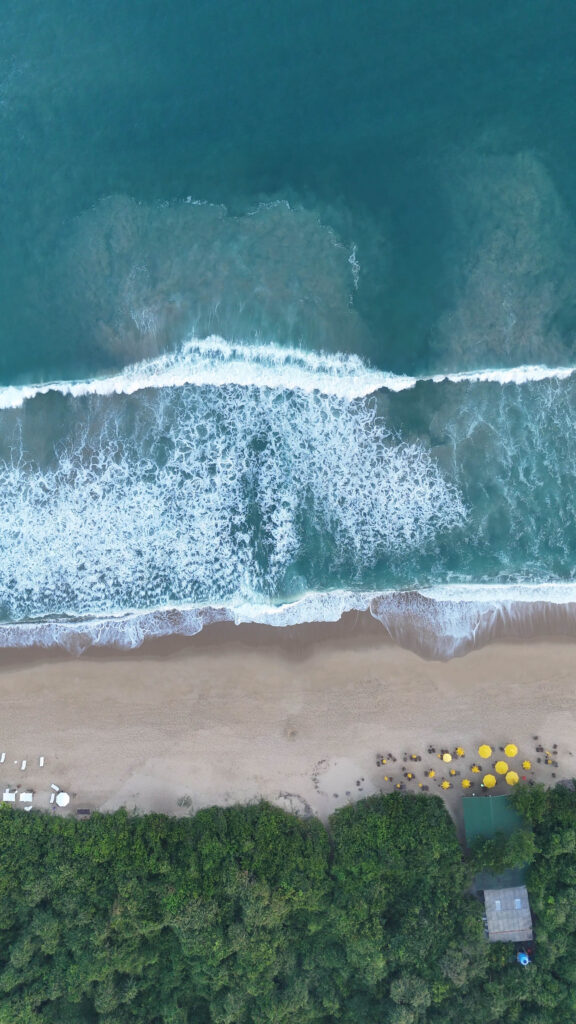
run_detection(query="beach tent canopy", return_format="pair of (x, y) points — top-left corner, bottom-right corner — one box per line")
(478, 744), (492, 758)
(462, 795), (527, 891)
(463, 794), (523, 845)
(483, 774), (496, 789)
(506, 771), (519, 786)
(505, 744), (518, 758)
(495, 760), (509, 775)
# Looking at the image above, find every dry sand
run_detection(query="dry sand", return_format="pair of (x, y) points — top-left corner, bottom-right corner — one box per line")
(0, 621), (575, 831)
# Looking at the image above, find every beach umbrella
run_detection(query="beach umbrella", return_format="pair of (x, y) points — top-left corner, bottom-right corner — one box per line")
(471, 764), (481, 773)
(442, 752), (452, 763)
(461, 779), (471, 789)
(506, 770), (519, 786)
(441, 780), (451, 789)
(456, 746), (465, 757)
(449, 768), (457, 776)
(505, 743), (518, 758)
(383, 775), (389, 781)
(522, 760), (532, 770)
(483, 774), (496, 789)
(495, 760), (509, 775)
(427, 769), (436, 778)
(406, 772), (414, 780)
(478, 744), (492, 758)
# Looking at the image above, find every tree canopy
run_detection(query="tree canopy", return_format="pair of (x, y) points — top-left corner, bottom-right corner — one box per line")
(0, 787), (575, 1022)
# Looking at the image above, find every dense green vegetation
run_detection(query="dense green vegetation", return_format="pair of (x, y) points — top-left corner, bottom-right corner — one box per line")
(0, 788), (575, 1023)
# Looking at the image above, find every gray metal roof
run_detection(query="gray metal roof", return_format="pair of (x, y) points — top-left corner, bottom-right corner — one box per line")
(484, 885), (533, 942)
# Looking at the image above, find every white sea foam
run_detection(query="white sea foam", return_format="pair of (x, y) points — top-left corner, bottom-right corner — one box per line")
(0, 386), (465, 624)
(428, 365), (576, 387)
(0, 339), (573, 410)
(3, 582), (576, 656)
(0, 338), (416, 408)
(417, 581), (576, 604)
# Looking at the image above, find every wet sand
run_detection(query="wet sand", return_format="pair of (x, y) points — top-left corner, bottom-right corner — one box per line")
(0, 621), (575, 829)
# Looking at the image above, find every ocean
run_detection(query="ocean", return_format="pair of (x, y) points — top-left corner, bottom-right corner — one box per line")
(1, 1), (576, 656)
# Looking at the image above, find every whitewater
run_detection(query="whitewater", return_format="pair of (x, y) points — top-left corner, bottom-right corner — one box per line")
(0, 337), (576, 657)
(1, 336), (575, 408)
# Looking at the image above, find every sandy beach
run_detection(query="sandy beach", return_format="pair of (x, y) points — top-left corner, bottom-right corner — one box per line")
(1, 620), (575, 830)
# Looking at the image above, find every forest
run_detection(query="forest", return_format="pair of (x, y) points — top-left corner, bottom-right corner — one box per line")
(0, 785), (575, 1023)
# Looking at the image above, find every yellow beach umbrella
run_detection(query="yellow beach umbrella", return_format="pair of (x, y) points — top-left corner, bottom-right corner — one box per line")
(478, 744), (492, 758)
(461, 778), (471, 789)
(441, 780), (451, 789)
(483, 774), (496, 789)
(442, 752), (452, 763)
(456, 746), (465, 757)
(449, 768), (457, 776)
(522, 760), (532, 770)
(383, 775), (389, 781)
(406, 772), (414, 780)
(427, 769), (436, 778)
(505, 743), (518, 758)
(471, 764), (481, 774)
(495, 760), (509, 775)
(506, 770), (519, 786)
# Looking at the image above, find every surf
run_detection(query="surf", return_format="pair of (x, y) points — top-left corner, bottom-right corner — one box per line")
(0, 384), (465, 624)
(1, 336), (575, 409)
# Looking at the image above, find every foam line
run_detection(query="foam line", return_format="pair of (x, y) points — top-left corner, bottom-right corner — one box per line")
(0, 337), (412, 408)
(0, 338), (574, 409)
(2, 582), (576, 654)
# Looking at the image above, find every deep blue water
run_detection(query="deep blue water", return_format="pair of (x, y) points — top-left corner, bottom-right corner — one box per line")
(1, 1), (576, 650)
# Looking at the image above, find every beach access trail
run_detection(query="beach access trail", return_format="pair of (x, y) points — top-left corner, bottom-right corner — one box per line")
(0, 623), (575, 826)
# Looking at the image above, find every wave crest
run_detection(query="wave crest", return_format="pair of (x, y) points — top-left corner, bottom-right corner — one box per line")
(1, 337), (574, 410)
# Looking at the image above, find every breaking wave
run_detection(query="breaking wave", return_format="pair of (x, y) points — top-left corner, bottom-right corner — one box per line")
(0, 337), (575, 409)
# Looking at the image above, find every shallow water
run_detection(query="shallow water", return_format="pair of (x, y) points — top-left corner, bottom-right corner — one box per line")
(1, 2), (576, 655)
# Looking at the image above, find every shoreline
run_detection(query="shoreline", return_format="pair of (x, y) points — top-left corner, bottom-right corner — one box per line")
(5, 590), (576, 661)
(1, 625), (575, 831)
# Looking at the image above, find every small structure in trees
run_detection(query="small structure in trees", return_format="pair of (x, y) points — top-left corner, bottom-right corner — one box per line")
(484, 886), (533, 942)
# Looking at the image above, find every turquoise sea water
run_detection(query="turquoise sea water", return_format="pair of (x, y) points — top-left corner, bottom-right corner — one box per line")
(1, 1), (576, 653)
